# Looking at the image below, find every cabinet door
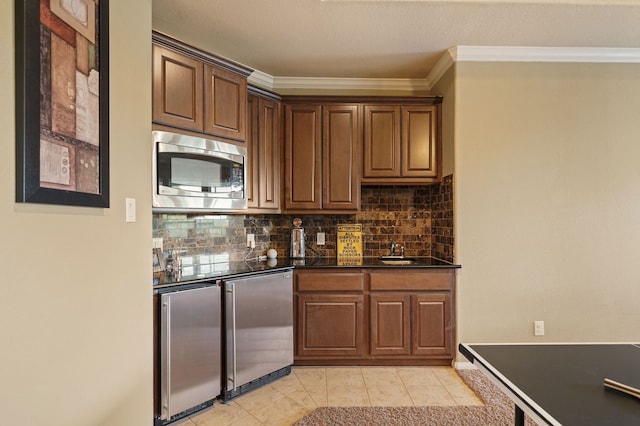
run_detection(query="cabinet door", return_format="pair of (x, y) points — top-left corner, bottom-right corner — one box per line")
(411, 293), (452, 356)
(247, 95), (281, 210)
(246, 95), (259, 208)
(322, 105), (360, 210)
(204, 64), (247, 141)
(257, 97), (281, 209)
(284, 105), (322, 210)
(152, 45), (203, 131)
(401, 105), (438, 178)
(370, 293), (410, 356)
(296, 293), (364, 357)
(363, 105), (401, 178)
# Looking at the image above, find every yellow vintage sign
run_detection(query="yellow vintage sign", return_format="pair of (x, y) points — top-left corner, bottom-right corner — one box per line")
(337, 224), (363, 266)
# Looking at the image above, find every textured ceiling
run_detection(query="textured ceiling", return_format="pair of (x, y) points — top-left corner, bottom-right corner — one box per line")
(152, 0), (640, 79)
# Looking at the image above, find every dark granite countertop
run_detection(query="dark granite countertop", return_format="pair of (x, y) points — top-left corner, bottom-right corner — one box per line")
(292, 257), (460, 269)
(153, 261), (294, 290)
(153, 257), (460, 291)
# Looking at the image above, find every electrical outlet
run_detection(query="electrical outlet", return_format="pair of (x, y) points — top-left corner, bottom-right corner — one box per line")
(534, 320), (545, 336)
(246, 233), (255, 247)
(317, 232), (325, 245)
(152, 238), (163, 251)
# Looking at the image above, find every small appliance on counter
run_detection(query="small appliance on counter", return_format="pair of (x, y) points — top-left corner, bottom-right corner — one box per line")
(289, 217), (306, 259)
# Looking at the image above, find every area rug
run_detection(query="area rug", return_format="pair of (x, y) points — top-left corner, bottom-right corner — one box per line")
(293, 369), (536, 426)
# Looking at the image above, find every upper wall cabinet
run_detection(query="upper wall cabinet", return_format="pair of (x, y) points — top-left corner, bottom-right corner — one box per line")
(362, 102), (441, 184)
(152, 32), (252, 142)
(152, 45), (204, 132)
(203, 64), (247, 141)
(247, 88), (281, 211)
(283, 102), (360, 213)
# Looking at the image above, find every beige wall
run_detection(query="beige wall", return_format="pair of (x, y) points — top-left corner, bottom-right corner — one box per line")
(0, 2), (153, 425)
(454, 61), (640, 349)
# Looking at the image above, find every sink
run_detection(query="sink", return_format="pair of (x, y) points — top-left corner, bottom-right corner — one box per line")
(379, 256), (417, 265)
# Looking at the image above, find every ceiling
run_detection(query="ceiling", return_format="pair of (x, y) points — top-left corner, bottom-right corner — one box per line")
(152, 0), (640, 82)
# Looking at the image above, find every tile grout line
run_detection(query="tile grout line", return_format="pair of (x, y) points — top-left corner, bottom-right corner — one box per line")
(293, 367), (326, 409)
(359, 367), (374, 407)
(434, 369), (467, 406)
(396, 367), (417, 407)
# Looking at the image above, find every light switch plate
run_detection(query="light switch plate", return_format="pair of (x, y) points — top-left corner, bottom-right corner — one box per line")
(125, 198), (136, 222)
(317, 232), (325, 245)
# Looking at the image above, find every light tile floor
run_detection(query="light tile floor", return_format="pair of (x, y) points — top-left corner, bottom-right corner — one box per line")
(174, 366), (482, 426)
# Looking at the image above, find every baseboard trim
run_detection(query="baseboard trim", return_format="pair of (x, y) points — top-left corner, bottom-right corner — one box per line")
(454, 361), (477, 370)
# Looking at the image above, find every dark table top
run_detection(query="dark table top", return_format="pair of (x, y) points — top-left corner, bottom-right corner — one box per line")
(459, 343), (640, 426)
(154, 256), (459, 290)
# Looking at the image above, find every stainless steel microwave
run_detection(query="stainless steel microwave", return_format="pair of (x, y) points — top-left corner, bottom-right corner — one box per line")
(152, 131), (247, 212)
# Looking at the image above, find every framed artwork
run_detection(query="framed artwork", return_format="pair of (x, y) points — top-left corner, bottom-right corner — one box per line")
(153, 248), (165, 273)
(15, 0), (109, 207)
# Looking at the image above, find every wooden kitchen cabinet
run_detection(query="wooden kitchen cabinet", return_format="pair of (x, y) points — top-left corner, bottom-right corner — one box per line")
(203, 64), (247, 141)
(363, 104), (440, 184)
(247, 90), (281, 211)
(284, 103), (360, 212)
(369, 270), (455, 361)
(412, 292), (452, 356)
(362, 105), (401, 179)
(297, 293), (365, 358)
(152, 32), (251, 141)
(284, 104), (322, 210)
(368, 289), (453, 358)
(294, 268), (456, 366)
(295, 270), (366, 359)
(152, 45), (204, 132)
(369, 293), (411, 356)
(322, 105), (360, 210)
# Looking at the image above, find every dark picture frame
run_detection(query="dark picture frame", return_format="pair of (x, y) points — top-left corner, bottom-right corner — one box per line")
(15, 0), (109, 207)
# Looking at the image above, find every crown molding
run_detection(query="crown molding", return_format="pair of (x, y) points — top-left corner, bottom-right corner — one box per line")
(451, 46), (640, 63)
(247, 69), (275, 90)
(271, 76), (429, 92)
(425, 47), (456, 89)
(248, 46), (640, 93)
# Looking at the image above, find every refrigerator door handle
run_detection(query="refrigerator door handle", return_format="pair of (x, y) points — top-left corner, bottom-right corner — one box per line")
(227, 283), (237, 391)
(160, 298), (171, 420)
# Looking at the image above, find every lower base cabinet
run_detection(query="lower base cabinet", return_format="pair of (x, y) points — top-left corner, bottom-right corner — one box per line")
(294, 268), (456, 366)
(295, 271), (365, 359)
(411, 293), (452, 356)
(370, 293), (410, 356)
(297, 293), (365, 358)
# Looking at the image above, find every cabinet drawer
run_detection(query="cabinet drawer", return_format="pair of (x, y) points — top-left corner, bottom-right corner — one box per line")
(369, 270), (452, 291)
(296, 272), (365, 292)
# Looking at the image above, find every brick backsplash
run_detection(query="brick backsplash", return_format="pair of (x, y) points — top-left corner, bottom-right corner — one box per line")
(153, 175), (455, 264)
(431, 175), (454, 262)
